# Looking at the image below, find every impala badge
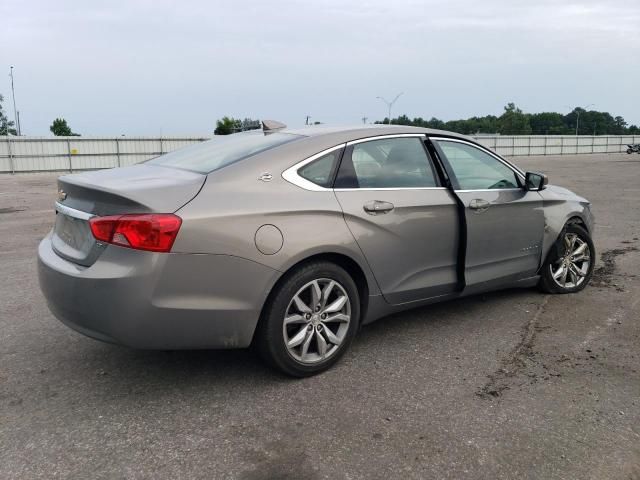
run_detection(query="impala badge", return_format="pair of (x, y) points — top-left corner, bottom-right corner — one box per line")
(57, 189), (67, 202)
(521, 242), (540, 252)
(258, 172), (273, 182)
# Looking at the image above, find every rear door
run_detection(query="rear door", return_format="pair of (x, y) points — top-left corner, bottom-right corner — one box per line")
(333, 134), (460, 305)
(431, 138), (544, 291)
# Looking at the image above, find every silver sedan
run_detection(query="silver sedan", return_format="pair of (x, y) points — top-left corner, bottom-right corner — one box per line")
(38, 124), (595, 376)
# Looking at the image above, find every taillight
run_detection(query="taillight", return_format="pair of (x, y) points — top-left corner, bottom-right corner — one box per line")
(89, 214), (182, 253)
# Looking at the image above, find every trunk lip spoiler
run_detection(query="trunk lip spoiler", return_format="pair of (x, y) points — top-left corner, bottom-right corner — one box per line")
(55, 202), (95, 221)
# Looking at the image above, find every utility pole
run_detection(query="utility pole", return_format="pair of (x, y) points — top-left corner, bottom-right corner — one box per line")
(376, 92), (403, 125)
(9, 66), (21, 135)
(305, 115), (311, 126)
(362, 116), (368, 124)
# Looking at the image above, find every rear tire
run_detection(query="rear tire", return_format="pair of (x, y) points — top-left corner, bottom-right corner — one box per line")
(256, 261), (360, 377)
(628, 148), (633, 154)
(539, 224), (595, 294)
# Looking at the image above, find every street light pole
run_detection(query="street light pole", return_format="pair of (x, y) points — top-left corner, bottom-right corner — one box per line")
(376, 92), (403, 125)
(9, 66), (20, 135)
(570, 103), (595, 136)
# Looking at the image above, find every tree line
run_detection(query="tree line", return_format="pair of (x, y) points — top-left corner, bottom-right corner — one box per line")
(375, 103), (640, 135)
(3, 94), (638, 137)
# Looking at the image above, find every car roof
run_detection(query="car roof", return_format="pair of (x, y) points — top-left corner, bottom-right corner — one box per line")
(280, 124), (475, 143)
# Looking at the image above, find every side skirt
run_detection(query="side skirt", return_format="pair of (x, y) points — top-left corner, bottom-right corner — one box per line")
(361, 275), (540, 325)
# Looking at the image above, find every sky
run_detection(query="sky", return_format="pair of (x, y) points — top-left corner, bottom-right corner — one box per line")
(2, 0), (639, 136)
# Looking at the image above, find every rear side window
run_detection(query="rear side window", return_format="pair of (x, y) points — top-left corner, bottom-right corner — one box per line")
(147, 131), (301, 174)
(335, 137), (438, 189)
(298, 150), (341, 188)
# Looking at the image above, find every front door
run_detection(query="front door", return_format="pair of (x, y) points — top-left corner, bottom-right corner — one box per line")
(431, 138), (544, 291)
(333, 135), (460, 304)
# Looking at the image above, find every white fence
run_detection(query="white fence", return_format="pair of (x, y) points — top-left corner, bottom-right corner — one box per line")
(472, 135), (640, 157)
(1, 134), (639, 173)
(0, 136), (208, 173)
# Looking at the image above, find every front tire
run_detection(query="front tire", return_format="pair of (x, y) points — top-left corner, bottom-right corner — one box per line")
(539, 224), (595, 294)
(628, 148), (633, 154)
(256, 261), (360, 377)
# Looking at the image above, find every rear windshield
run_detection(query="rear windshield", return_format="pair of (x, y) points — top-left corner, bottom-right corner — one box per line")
(147, 131), (302, 174)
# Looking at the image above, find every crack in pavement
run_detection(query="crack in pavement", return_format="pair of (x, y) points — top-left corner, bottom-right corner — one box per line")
(0, 207), (26, 214)
(477, 295), (550, 399)
(478, 244), (639, 399)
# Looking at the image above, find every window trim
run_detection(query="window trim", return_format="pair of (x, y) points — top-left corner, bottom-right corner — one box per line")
(283, 133), (517, 192)
(336, 134), (442, 191)
(282, 144), (346, 191)
(345, 133), (427, 146)
(430, 137), (525, 192)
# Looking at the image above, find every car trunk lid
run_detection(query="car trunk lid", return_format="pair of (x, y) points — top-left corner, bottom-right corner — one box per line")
(52, 164), (205, 266)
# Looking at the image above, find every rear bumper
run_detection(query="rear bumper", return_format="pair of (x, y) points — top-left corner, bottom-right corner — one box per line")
(38, 233), (280, 349)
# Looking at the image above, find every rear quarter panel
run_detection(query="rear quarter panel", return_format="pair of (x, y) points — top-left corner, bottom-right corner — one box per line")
(171, 154), (381, 295)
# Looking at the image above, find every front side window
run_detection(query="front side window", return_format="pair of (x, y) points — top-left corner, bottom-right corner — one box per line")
(297, 150), (341, 188)
(435, 140), (520, 190)
(335, 137), (437, 189)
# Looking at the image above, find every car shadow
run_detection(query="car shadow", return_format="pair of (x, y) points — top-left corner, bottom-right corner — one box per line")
(60, 287), (540, 395)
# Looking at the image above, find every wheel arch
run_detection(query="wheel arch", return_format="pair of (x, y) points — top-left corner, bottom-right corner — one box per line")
(251, 252), (372, 344)
(539, 213), (592, 272)
(566, 215), (589, 232)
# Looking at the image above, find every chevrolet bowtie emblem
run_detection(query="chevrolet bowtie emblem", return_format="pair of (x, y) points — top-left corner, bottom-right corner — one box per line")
(57, 189), (67, 202)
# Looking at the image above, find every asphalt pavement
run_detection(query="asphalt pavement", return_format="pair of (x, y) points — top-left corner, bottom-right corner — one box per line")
(0, 153), (639, 479)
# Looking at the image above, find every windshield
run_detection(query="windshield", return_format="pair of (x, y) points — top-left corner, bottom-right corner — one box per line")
(147, 131), (302, 174)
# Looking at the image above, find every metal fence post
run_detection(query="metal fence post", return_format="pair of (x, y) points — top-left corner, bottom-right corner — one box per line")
(66, 138), (73, 172)
(160, 137), (164, 155)
(8, 136), (15, 174)
(544, 135), (548, 155)
(115, 137), (121, 167)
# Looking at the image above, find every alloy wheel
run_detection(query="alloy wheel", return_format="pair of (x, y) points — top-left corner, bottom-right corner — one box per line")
(550, 232), (591, 289)
(282, 278), (351, 364)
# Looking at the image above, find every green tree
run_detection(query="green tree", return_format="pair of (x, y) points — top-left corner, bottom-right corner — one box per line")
(613, 116), (628, 135)
(498, 103), (532, 135)
(425, 117), (446, 130)
(214, 116), (239, 135)
(214, 116), (261, 135)
(375, 106), (637, 135)
(0, 94), (17, 135)
(50, 118), (79, 136)
(530, 112), (568, 134)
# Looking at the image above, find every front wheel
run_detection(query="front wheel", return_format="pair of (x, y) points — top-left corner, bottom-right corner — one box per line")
(256, 261), (360, 377)
(628, 148), (633, 154)
(539, 224), (595, 294)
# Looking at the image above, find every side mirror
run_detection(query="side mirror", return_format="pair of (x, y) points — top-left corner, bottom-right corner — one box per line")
(525, 172), (548, 191)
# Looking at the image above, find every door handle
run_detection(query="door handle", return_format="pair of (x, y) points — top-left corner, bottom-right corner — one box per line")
(363, 200), (395, 215)
(469, 198), (491, 213)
